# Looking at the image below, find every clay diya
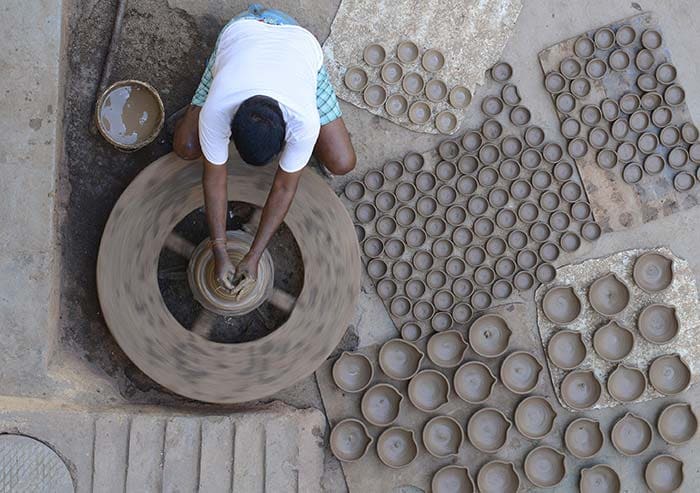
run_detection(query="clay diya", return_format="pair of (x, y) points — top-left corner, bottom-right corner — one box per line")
(333, 352), (374, 393)
(396, 40), (419, 63)
(565, 418), (604, 459)
(436, 111), (458, 134)
(491, 61), (513, 82)
(468, 314), (512, 358)
(380, 61), (403, 85)
(638, 304), (680, 344)
(524, 446), (566, 488)
(422, 48), (445, 72)
(593, 321), (635, 362)
(449, 85), (472, 109)
(363, 84), (387, 108)
(408, 101), (431, 124)
(634, 252), (673, 293)
(376, 426), (418, 468)
(467, 408), (512, 453)
(400, 322), (426, 342)
(514, 396), (557, 439)
(545, 72), (566, 93)
(500, 351), (542, 394)
(542, 286), (582, 325)
(588, 273), (630, 317)
(454, 361), (496, 404)
(580, 465), (620, 493)
(363, 43), (386, 66)
(385, 94), (408, 117)
(425, 79), (448, 102)
(560, 232), (582, 253)
(477, 461), (520, 493)
(658, 402), (698, 444)
(407, 369), (450, 412)
(344, 66), (369, 92)
(330, 418), (373, 462)
(645, 455), (684, 493)
(432, 465), (475, 493)
(607, 364), (647, 403)
(422, 415), (464, 458)
(402, 72), (425, 96)
(378, 339), (424, 380)
(547, 329), (587, 370)
(649, 354), (691, 395)
(561, 370), (602, 410)
(361, 383), (403, 426)
(427, 330), (468, 368)
(611, 412), (652, 456)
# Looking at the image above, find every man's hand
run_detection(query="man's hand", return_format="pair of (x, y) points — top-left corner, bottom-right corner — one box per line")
(235, 252), (260, 282)
(213, 247), (236, 291)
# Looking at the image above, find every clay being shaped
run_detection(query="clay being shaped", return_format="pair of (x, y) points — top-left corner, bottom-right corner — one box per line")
(524, 446), (566, 488)
(634, 253), (673, 293)
(454, 361), (497, 404)
(432, 465), (475, 493)
(427, 330), (468, 368)
(649, 354), (691, 395)
(514, 396), (557, 439)
(588, 273), (630, 317)
(422, 415), (464, 458)
(658, 403), (698, 445)
(542, 286), (582, 325)
(468, 314), (512, 358)
(611, 412), (652, 456)
(548, 329), (587, 370)
(561, 370), (602, 410)
(408, 369), (450, 411)
(467, 408), (512, 453)
(378, 339), (424, 380)
(593, 321), (635, 362)
(477, 461), (520, 493)
(330, 418), (373, 462)
(333, 352), (374, 393)
(638, 304), (680, 345)
(500, 351), (542, 394)
(360, 383), (403, 426)
(580, 465), (620, 493)
(607, 364), (647, 403)
(645, 455), (684, 493)
(376, 426), (418, 469)
(565, 418), (604, 459)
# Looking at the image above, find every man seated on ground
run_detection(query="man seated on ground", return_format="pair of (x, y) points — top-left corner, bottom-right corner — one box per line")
(174, 4), (356, 291)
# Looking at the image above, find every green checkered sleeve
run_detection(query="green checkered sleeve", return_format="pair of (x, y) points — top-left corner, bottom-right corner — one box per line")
(316, 65), (342, 126)
(191, 55), (215, 107)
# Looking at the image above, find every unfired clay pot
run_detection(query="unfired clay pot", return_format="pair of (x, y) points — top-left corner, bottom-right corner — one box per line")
(588, 273), (630, 317)
(422, 415), (464, 458)
(432, 465), (475, 493)
(333, 351), (374, 393)
(407, 369), (450, 412)
(468, 314), (512, 358)
(422, 49), (445, 72)
(514, 396), (557, 439)
(376, 426), (418, 468)
(427, 330), (468, 368)
(658, 402), (698, 445)
(396, 40), (419, 63)
(361, 383), (403, 427)
(378, 339), (424, 380)
(638, 304), (680, 345)
(363, 43), (386, 66)
(548, 329), (587, 370)
(542, 286), (582, 325)
(561, 370), (602, 410)
(565, 417), (604, 459)
(649, 354), (691, 395)
(454, 361), (497, 404)
(500, 351), (542, 394)
(634, 252), (673, 293)
(330, 418), (373, 462)
(477, 460), (520, 493)
(611, 412), (652, 456)
(580, 464), (620, 493)
(344, 66), (369, 92)
(467, 408), (511, 453)
(524, 446), (566, 488)
(645, 454), (684, 493)
(593, 321), (635, 362)
(607, 364), (647, 403)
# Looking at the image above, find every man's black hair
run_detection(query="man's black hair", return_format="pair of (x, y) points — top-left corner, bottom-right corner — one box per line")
(231, 95), (286, 166)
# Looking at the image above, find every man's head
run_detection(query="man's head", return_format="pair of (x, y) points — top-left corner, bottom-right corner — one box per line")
(231, 96), (286, 166)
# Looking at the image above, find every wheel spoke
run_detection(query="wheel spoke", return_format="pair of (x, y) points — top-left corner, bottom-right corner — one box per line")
(191, 309), (217, 338)
(268, 288), (296, 313)
(157, 264), (188, 281)
(164, 232), (196, 258)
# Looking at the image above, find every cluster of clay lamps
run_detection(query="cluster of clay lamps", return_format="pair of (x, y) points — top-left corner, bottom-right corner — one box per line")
(543, 21), (700, 192)
(344, 40), (473, 133)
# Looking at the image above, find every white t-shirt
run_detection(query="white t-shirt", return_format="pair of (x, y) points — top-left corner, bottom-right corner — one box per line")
(199, 19), (323, 172)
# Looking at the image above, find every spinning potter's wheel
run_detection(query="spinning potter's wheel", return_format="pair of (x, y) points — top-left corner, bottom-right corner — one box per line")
(97, 153), (360, 403)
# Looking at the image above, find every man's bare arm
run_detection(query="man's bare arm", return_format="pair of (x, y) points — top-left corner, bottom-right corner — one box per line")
(203, 160), (236, 289)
